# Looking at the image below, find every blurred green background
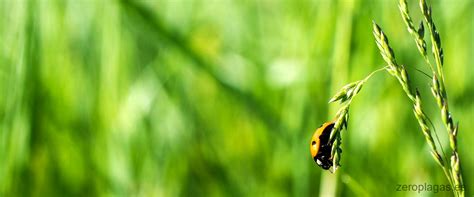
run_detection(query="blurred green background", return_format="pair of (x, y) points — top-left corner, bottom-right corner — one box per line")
(0, 0), (472, 196)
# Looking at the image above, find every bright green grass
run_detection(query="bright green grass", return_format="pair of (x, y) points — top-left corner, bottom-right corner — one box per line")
(0, 0), (472, 196)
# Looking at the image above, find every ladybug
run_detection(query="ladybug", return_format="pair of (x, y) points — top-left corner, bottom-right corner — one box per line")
(310, 121), (336, 170)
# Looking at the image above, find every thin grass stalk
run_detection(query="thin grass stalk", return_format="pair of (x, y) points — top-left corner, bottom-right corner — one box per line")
(328, 67), (387, 172)
(372, 22), (456, 191)
(399, 0), (464, 195)
(419, 1), (464, 194)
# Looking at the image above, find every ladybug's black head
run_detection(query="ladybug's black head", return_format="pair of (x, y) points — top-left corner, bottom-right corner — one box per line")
(314, 153), (332, 170)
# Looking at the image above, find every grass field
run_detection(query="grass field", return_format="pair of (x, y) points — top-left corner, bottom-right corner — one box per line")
(0, 0), (472, 196)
